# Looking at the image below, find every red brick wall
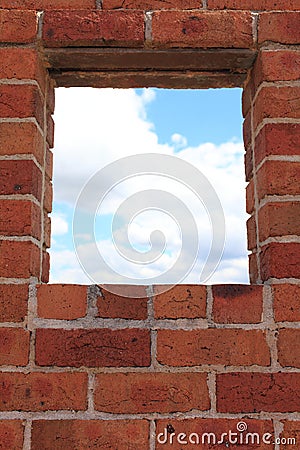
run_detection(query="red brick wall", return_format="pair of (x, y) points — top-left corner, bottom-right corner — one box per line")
(0, 2), (299, 448)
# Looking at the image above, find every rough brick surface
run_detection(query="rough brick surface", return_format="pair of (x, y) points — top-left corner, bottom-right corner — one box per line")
(273, 284), (300, 322)
(259, 12), (300, 44)
(260, 243), (300, 280)
(278, 329), (300, 368)
(0, 0), (95, 8)
(35, 328), (151, 367)
(258, 202), (300, 242)
(0, 160), (42, 202)
(32, 420), (149, 450)
(156, 418), (274, 449)
(256, 161), (300, 200)
(153, 284), (206, 319)
(152, 11), (253, 48)
(0, 85), (44, 129)
(0, 241), (40, 279)
(95, 372), (210, 413)
(0, 421), (24, 450)
(280, 421), (300, 450)
(209, 0), (300, 9)
(97, 285), (148, 319)
(157, 329), (270, 366)
(103, 0), (201, 8)
(247, 214), (257, 250)
(0, 284), (28, 323)
(254, 50), (300, 86)
(0, 122), (44, 166)
(213, 285), (263, 323)
(0, 328), (30, 366)
(37, 284), (87, 319)
(43, 11), (145, 47)
(0, 10), (38, 43)
(0, 372), (87, 411)
(0, 200), (41, 240)
(217, 373), (300, 413)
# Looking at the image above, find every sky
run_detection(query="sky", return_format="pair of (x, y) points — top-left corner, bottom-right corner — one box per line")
(50, 87), (249, 286)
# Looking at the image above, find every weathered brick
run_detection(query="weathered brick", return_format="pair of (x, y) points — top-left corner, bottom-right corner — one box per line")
(43, 10), (145, 47)
(0, 10), (38, 43)
(258, 202), (300, 242)
(45, 147), (54, 179)
(0, 328), (29, 366)
(0, 200), (41, 240)
(247, 215), (257, 251)
(46, 115), (55, 149)
(256, 161), (300, 201)
(97, 285), (148, 319)
(44, 177), (53, 213)
(246, 179), (255, 214)
(0, 160), (42, 202)
(243, 111), (252, 150)
(273, 284), (300, 322)
(37, 284), (87, 320)
(213, 285), (263, 323)
(156, 418), (274, 449)
(0, 85), (44, 129)
(35, 328), (151, 367)
(253, 86), (300, 131)
(254, 50), (300, 87)
(0, 284), (28, 323)
(0, 421), (24, 450)
(217, 373), (300, 413)
(255, 123), (300, 167)
(280, 421), (300, 450)
(152, 11), (253, 48)
(0, 0), (95, 7)
(157, 329), (270, 366)
(278, 329), (300, 368)
(0, 122), (44, 166)
(0, 372), (87, 411)
(249, 253), (259, 284)
(41, 251), (50, 283)
(260, 243), (300, 280)
(32, 420), (149, 450)
(259, 12), (300, 44)
(95, 372), (210, 413)
(153, 285), (206, 319)
(244, 145), (253, 182)
(43, 212), (51, 249)
(209, 0), (300, 9)
(0, 240), (40, 279)
(103, 0), (201, 8)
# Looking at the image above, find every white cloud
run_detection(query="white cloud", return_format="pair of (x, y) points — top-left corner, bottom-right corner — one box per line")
(50, 213), (68, 236)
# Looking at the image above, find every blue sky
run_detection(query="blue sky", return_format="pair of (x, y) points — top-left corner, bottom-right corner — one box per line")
(50, 87), (249, 285)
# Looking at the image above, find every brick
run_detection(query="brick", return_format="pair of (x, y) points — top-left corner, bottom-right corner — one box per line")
(249, 253), (259, 284)
(254, 50), (300, 87)
(0, 48), (47, 93)
(97, 285), (148, 320)
(209, 0), (300, 9)
(243, 111), (252, 149)
(256, 161), (300, 201)
(0, 240), (40, 279)
(153, 284), (206, 319)
(255, 123), (300, 167)
(0, 421), (24, 450)
(43, 10), (144, 47)
(217, 373), (300, 413)
(157, 329), (270, 366)
(41, 251), (50, 283)
(0, 328), (29, 366)
(32, 420), (149, 450)
(37, 284), (87, 320)
(242, 76), (255, 118)
(0, 160), (42, 202)
(45, 147), (54, 179)
(253, 86), (300, 131)
(280, 421), (300, 450)
(0, 85), (44, 129)
(0, 200), (41, 240)
(0, 284), (28, 323)
(44, 177), (53, 213)
(152, 11), (253, 48)
(247, 214), (257, 250)
(278, 329), (300, 368)
(258, 202), (300, 242)
(103, 0), (201, 8)
(0, 372), (87, 411)
(0, 122), (44, 166)
(260, 243), (300, 280)
(95, 372), (210, 413)
(246, 179), (255, 214)
(245, 146), (253, 182)
(273, 284), (300, 322)
(1, 0), (95, 8)
(259, 12), (300, 44)
(156, 418), (273, 449)
(43, 213), (51, 249)
(0, 10), (38, 43)
(213, 284), (263, 323)
(46, 115), (55, 149)
(35, 328), (151, 367)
